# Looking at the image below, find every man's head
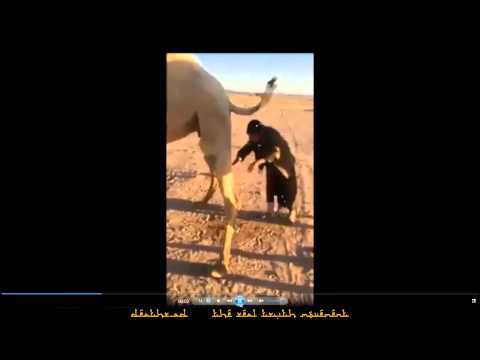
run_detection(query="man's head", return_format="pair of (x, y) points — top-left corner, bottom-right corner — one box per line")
(247, 119), (264, 143)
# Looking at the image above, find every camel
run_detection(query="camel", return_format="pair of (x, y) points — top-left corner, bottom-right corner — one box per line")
(167, 53), (277, 278)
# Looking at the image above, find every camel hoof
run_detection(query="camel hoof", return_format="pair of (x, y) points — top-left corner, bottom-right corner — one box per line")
(211, 262), (229, 278)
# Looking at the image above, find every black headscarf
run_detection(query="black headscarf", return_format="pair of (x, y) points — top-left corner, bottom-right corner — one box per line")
(247, 119), (264, 135)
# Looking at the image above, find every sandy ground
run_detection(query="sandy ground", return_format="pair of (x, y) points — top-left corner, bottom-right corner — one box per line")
(166, 93), (314, 305)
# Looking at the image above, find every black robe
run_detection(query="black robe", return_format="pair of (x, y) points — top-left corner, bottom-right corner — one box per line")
(234, 126), (297, 210)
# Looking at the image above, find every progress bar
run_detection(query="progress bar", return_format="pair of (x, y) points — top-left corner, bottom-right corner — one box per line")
(1, 293), (103, 296)
(2, 292), (477, 296)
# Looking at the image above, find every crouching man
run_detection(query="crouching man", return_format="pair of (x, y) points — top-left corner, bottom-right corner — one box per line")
(233, 119), (297, 223)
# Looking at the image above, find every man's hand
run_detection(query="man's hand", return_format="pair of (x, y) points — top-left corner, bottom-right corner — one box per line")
(258, 162), (266, 173)
(265, 146), (281, 163)
(232, 156), (243, 165)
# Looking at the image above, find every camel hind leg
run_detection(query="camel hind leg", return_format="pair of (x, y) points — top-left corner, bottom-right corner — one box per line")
(195, 152), (239, 278)
(193, 155), (218, 208)
(197, 110), (238, 278)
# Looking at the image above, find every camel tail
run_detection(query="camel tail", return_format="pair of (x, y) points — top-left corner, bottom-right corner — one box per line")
(229, 77), (277, 116)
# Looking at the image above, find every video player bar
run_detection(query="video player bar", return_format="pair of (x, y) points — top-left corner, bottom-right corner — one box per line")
(188, 296), (289, 306)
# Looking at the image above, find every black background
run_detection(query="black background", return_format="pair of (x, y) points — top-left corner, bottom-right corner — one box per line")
(2, 43), (165, 294)
(1, 28), (477, 318)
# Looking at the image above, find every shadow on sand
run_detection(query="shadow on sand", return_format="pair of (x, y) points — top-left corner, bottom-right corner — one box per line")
(168, 242), (313, 270)
(167, 258), (312, 294)
(167, 197), (313, 230)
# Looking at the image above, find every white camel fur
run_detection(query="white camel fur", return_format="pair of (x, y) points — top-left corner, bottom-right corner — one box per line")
(167, 53), (277, 277)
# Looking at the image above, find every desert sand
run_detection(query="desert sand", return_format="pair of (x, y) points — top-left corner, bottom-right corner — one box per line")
(166, 92), (314, 305)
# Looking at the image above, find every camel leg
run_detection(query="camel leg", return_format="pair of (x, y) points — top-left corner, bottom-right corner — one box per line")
(194, 155), (218, 208)
(198, 174), (218, 205)
(196, 107), (238, 277)
(211, 171), (238, 278)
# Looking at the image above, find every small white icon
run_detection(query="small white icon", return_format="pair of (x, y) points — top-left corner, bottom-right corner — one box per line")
(473, 298), (477, 304)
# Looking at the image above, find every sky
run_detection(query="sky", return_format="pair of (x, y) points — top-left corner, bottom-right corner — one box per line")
(196, 53), (314, 96)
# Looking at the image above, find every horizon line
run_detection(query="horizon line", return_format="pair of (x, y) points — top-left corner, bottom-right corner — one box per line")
(226, 89), (313, 97)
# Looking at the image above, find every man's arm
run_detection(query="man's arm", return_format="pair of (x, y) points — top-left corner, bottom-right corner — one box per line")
(232, 142), (254, 165)
(264, 146), (281, 163)
(248, 158), (264, 172)
(247, 145), (280, 171)
(253, 147), (289, 178)
(260, 128), (293, 178)
(255, 128), (282, 161)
